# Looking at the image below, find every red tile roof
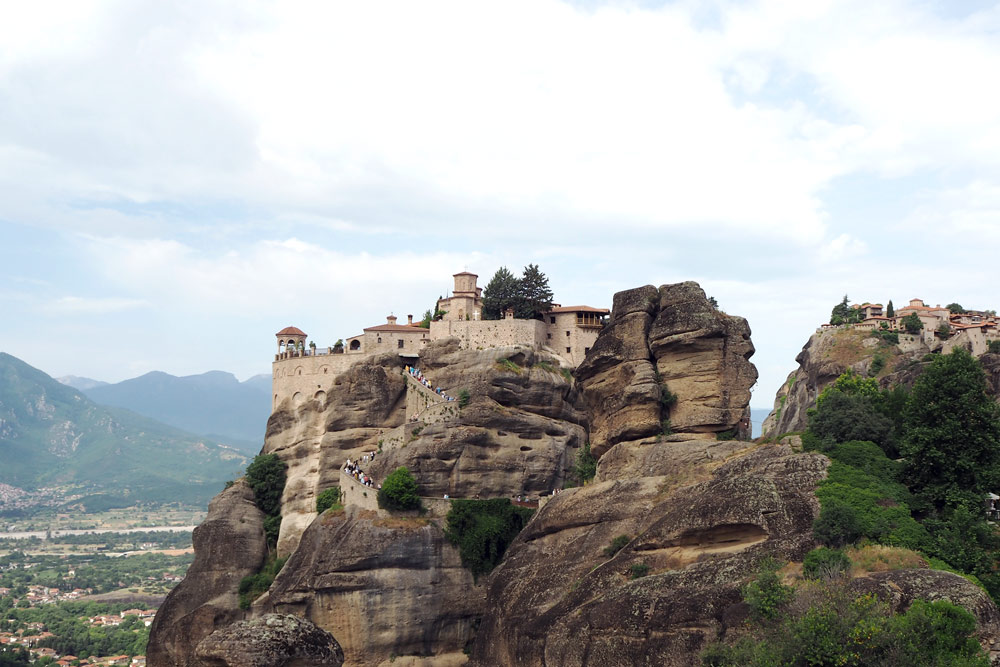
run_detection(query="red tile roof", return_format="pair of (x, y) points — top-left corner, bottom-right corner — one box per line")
(547, 305), (610, 314)
(452, 271), (478, 277)
(363, 324), (429, 333)
(276, 326), (307, 337)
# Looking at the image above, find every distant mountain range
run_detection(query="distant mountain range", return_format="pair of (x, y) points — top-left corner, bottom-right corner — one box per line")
(57, 375), (109, 391)
(0, 352), (247, 508)
(58, 370), (272, 454)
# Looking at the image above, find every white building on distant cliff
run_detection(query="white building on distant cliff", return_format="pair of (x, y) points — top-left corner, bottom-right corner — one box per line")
(271, 271), (609, 409)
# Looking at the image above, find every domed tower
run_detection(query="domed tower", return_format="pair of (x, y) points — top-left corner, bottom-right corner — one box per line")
(276, 326), (307, 356)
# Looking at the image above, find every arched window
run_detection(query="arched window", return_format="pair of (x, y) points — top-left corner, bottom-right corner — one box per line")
(350, 340), (361, 351)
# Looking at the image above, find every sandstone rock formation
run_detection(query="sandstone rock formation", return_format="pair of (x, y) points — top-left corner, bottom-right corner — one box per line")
(260, 507), (481, 666)
(577, 282), (756, 457)
(265, 354), (408, 557)
(470, 443), (829, 666)
(195, 613), (344, 667)
(848, 569), (1000, 646)
(147, 480), (268, 667)
(761, 327), (1000, 438)
(150, 280), (1000, 667)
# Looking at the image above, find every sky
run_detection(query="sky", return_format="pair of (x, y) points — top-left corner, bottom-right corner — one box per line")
(2, 0), (999, 415)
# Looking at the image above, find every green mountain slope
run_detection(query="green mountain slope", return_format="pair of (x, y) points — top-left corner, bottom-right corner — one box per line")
(82, 370), (270, 453)
(0, 352), (247, 505)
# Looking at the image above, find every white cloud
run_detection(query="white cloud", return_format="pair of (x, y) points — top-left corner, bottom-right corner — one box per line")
(4, 0), (1000, 402)
(43, 296), (148, 314)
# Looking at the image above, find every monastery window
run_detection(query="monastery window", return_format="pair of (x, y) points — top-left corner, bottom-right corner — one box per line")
(550, 317), (556, 324)
(566, 347), (571, 353)
(546, 333), (551, 340)
(377, 337), (382, 343)
(350, 340), (361, 351)
(566, 331), (570, 337)
(398, 339), (405, 349)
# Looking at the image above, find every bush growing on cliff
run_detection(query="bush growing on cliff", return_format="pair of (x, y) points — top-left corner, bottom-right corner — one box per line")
(571, 441), (597, 486)
(378, 467), (421, 511)
(604, 535), (630, 557)
(238, 555), (287, 610)
(245, 454), (287, 518)
(315, 487), (342, 514)
(244, 453), (287, 550)
(444, 498), (534, 579)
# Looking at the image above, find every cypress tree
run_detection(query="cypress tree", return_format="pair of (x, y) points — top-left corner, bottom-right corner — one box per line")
(514, 264), (554, 320)
(481, 267), (521, 320)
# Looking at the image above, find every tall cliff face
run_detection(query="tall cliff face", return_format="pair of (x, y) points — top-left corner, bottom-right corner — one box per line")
(150, 338), (586, 666)
(146, 480), (268, 666)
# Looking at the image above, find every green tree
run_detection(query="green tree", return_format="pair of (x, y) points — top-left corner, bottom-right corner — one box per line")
(900, 348), (1000, 511)
(571, 441), (597, 486)
(444, 498), (533, 579)
(829, 295), (862, 326)
(244, 454), (287, 518)
(901, 312), (923, 334)
(946, 303), (965, 314)
(886, 299), (894, 318)
(514, 264), (554, 320)
(481, 267), (521, 320)
(377, 467), (421, 511)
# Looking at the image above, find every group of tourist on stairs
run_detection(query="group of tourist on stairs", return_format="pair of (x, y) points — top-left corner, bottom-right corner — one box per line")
(405, 365), (457, 402)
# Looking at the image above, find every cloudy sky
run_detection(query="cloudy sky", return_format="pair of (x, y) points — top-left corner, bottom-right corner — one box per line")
(2, 0), (999, 416)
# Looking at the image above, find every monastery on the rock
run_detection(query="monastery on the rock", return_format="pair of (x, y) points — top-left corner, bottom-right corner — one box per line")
(271, 271), (609, 409)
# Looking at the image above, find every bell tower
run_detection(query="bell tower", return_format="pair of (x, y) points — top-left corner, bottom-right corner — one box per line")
(276, 326), (307, 355)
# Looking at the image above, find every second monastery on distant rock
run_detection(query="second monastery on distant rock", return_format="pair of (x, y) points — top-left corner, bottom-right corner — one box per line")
(271, 271), (609, 409)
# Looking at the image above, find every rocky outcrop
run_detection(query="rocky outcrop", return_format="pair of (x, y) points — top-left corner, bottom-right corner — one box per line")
(577, 282), (756, 457)
(761, 328), (1000, 438)
(147, 480), (268, 667)
(471, 443), (829, 666)
(761, 329), (888, 436)
(260, 507), (482, 666)
(195, 613), (344, 667)
(152, 281), (1000, 667)
(849, 569), (1000, 646)
(264, 354), (408, 557)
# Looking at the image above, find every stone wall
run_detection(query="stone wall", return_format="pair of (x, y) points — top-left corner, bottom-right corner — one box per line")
(547, 311), (601, 366)
(358, 328), (430, 356)
(430, 318), (548, 353)
(272, 353), (364, 409)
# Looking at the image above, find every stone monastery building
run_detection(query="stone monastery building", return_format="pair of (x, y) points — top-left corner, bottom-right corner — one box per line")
(272, 271), (609, 409)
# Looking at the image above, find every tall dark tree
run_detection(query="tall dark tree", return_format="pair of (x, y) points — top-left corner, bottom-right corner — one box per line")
(829, 295), (860, 325)
(514, 264), (554, 320)
(886, 300), (894, 318)
(900, 348), (1000, 511)
(481, 267), (521, 320)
